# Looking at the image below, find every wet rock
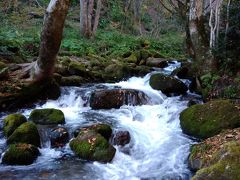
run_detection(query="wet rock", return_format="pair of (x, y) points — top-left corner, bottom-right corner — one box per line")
(90, 89), (149, 110)
(50, 127), (69, 148)
(0, 67), (9, 80)
(7, 122), (41, 147)
(29, 108), (65, 125)
(187, 99), (201, 107)
(74, 124), (112, 141)
(146, 57), (168, 68)
(180, 100), (240, 139)
(70, 130), (116, 163)
(2, 143), (40, 165)
(149, 73), (188, 96)
(171, 63), (195, 80)
(61, 75), (83, 86)
(103, 64), (132, 82)
(112, 131), (131, 146)
(3, 113), (27, 137)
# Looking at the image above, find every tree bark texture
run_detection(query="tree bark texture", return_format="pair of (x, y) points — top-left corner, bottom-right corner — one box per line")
(31, 0), (70, 81)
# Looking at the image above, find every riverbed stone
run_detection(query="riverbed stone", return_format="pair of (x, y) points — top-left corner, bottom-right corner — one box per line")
(50, 127), (69, 148)
(29, 108), (65, 125)
(146, 57), (168, 68)
(3, 113), (27, 137)
(112, 131), (131, 146)
(2, 143), (40, 165)
(90, 89), (149, 109)
(180, 100), (240, 139)
(7, 122), (41, 147)
(70, 130), (116, 163)
(74, 124), (112, 141)
(149, 73), (188, 95)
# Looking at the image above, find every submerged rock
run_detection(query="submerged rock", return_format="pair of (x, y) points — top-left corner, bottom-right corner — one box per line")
(3, 114), (27, 137)
(7, 122), (41, 147)
(180, 100), (240, 139)
(2, 143), (40, 165)
(90, 89), (149, 110)
(50, 127), (69, 148)
(70, 130), (116, 163)
(149, 73), (188, 95)
(111, 131), (131, 146)
(29, 108), (65, 125)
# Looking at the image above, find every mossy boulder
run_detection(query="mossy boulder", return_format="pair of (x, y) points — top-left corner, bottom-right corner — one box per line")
(70, 130), (116, 163)
(75, 124), (113, 141)
(7, 122), (41, 147)
(146, 57), (168, 68)
(125, 53), (138, 64)
(29, 108), (65, 125)
(2, 143), (40, 165)
(171, 65), (195, 80)
(68, 61), (88, 77)
(149, 73), (188, 96)
(90, 89), (149, 109)
(61, 75), (83, 86)
(103, 63), (132, 82)
(180, 100), (240, 139)
(3, 113), (27, 137)
(192, 141), (240, 180)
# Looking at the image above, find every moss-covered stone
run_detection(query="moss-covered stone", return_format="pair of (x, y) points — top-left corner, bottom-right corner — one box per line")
(180, 100), (240, 139)
(61, 75), (83, 86)
(146, 58), (168, 68)
(3, 113), (27, 137)
(68, 61), (88, 76)
(125, 53), (138, 64)
(76, 124), (113, 141)
(29, 108), (65, 125)
(7, 122), (41, 147)
(149, 73), (188, 95)
(2, 143), (40, 165)
(192, 142), (240, 180)
(70, 130), (116, 163)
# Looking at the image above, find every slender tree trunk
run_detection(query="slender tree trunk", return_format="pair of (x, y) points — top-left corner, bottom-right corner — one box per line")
(31, 0), (70, 81)
(92, 0), (102, 37)
(80, 0), (102, 38)
(133, 0), (142, 34)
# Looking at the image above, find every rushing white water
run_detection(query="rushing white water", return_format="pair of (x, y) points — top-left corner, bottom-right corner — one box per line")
(0, 62), (195, 180)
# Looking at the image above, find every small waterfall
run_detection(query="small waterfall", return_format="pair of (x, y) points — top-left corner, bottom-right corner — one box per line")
(0, 62), (196, 180)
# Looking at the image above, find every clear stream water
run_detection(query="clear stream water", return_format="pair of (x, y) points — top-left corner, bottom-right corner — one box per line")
(0, 62), (197, 180)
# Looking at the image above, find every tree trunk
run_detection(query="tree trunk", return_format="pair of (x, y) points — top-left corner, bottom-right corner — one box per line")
(80, 0), (102, 38)
(31, 0), (70, 81)
(133, 0), (142, 34)
(187, 0), (214, 75)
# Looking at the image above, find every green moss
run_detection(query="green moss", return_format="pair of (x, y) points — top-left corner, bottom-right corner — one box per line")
(180, 100), (240, 139)
(0, 61), (6, 70)
(126, 53), (138, 64)
(192, 142), (240, 180)
(29, 108), (65, 125)
(68, 61), (87, 76)
(3, 113), (27, 137)
(70, 130), (116, 162)
(7, 122), (41, 147)
(89, 124), (112, 140)
(2, 143), (40, 165)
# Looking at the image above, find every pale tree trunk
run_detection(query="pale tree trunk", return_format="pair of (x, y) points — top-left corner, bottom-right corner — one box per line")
(80, 0), (102, 38)
(187, 0), (214, 75)
(31, 0), (70, 81)
(133, 0), (142, 34)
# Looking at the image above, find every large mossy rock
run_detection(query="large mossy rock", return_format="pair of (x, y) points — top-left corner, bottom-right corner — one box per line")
(2, 143), (40, 165)
(146, 57), (168, 68)
(191, 140), (240, 180)
(70, 130), (116, 163)
(74, 124), (113, 141)
(103, 64), (132, 82)
(90, 89), (149, 110)
(149, 73), (188, 95)
(7, 122), (41, 147)
(29, 108), (65, 125)
(180, 100), (240, 139)
(3, 114), (27, 137)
